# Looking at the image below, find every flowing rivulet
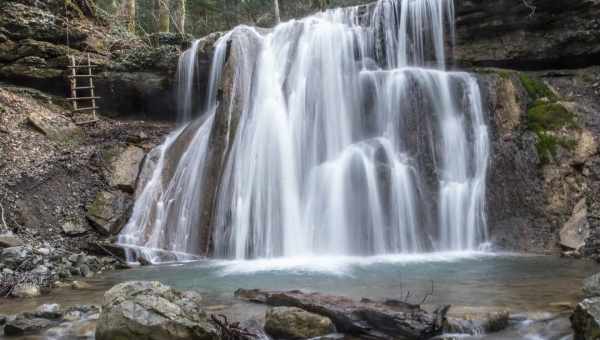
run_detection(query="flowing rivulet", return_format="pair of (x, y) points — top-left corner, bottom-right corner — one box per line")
(118, 0), (490, 262)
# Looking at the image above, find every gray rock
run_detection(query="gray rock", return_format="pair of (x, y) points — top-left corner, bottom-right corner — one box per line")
(4, 315), (53, 336)
(1, 246), (32, 270)
(103, 145), (145, 193)
(12, 283), (41, 298)
(572, 297), (600, 340)
(61, 221), (87, 236)
(36, 247), (51, 256)
(86, 190), (132, 235)
(27, 103), (83, 142)
(35, 304), (62, 319)
(79, 264), (92, 278)
(0, 233), (23, 248)
(31, 265), (49, 274)
(265, 306), (335, 339)
(583, 273), (600, 298)
(560, 198), (590, 251)
(95, 281), (218, 340)
(0, 314), (6, 325)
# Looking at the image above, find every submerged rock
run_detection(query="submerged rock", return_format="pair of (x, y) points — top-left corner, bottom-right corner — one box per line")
(265, 306), (335, 339)
(572, 297), (600, 340)
(95, 281), (218, 340)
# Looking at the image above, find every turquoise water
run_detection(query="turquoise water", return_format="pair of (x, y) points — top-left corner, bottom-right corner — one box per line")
(98, 253), (596, 310)
(1, 253), (598, 339)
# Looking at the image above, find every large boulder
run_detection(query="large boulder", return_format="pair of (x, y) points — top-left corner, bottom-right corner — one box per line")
(572, 297), (600, 340)
(265, 306), (335, 339)
(560, 198), (590, 251)
(86, 190), (132, 235)
(103, 145), (145, 193)
(95, 281), (218, 340)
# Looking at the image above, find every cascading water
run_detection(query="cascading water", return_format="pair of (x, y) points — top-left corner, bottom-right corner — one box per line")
(118, 0), (490, 262)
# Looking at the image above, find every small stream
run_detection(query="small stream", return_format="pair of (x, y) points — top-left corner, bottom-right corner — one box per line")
(1, 253), (598, 339)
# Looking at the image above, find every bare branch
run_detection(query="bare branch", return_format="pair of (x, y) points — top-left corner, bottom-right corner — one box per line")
(522, 0), (536, 17)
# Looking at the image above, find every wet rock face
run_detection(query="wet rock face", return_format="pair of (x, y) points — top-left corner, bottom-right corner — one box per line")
(95, 281), (219, 340)
(454, 0), (600, 69)
(265, 307), (335, 339)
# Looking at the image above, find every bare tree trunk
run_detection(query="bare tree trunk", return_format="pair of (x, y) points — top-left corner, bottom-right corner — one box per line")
(176, 0), (186, 34)
(273, 0), (281, 24)
(126, 0), (136, 33)
(157, 0), (170, 32)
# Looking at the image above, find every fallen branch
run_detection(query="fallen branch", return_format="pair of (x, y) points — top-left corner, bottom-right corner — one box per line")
(209, 314), (258, 340)
(0, 201), (8, 232)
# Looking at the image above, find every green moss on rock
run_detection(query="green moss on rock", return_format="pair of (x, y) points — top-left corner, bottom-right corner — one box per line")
(519, 74), (556, 101)
(528, 102), (576, 131)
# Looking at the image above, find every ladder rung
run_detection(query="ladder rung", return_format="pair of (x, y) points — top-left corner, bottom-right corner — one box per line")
(67, 65), (100, 68)
(67, 75), (98, 78)
(66, 96), (101, 101)
(73, 106), (100, 112)
(73, 86), (95, 90)
(75, 119), (99, 125)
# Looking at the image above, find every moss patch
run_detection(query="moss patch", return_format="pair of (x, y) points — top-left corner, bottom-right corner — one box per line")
(520, 73), (579, 163)
(528, 102), (576, 131)
(519, 73), (556, 101)
(535, 131), (577, 163)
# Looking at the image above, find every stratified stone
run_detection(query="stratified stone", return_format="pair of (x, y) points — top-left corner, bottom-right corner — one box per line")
(96, 281), (218, 340)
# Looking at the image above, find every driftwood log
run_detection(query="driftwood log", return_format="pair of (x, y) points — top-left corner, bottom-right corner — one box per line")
(235, 289), (450, 339)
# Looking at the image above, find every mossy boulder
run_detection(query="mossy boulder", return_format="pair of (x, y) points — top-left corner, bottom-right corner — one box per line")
(265, 307), (335, 339)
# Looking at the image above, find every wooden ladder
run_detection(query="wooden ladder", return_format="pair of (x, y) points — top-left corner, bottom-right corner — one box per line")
(67, 53), (100, 125)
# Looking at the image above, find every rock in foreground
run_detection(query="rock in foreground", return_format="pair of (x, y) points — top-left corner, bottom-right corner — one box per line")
(265, 306), (335, 339)
(572, 297), (600, 340)
(95, 281), (218, 340)
(236, 289), (449, 339)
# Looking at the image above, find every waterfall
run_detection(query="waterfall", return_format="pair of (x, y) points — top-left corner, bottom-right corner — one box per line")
(118, 0), (490, 262)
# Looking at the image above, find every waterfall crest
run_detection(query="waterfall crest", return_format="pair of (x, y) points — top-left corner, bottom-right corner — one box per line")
(118, 0), (490, 262)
